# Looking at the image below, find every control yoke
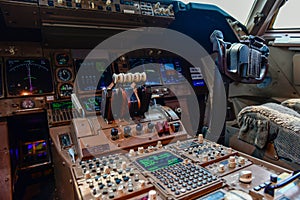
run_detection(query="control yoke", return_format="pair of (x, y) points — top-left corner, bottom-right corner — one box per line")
(210, 30), (270, 84)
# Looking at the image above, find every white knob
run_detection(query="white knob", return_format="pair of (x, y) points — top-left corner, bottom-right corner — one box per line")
(157, 141), (162, 149)
(198, 134), (204, 144)
(202, 155), (208, 162)
(104, 166), (110, 174)
(148, 190), (157, 200)
(229, 156), (236, 163)
(117, 185), (124, 195)
(218, 164), (225, 173)
(239, 170), (252, 183)
(138, 147), (144, 154)
(238, 157), (245, 165)
(148, 146), (154, 152)
(139, 180), (146, 188)
(154, 2), (160, 9)
(121, 161), (127, 170)
(129, 149), (136, 157)
(106, 0), (111, 5)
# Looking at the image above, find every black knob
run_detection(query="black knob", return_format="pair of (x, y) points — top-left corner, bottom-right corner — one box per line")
(111, 128), (119, 140)
(136, 123), (143, 132)
(124, 126), (132, 137)
(148, 122), (155, 130)
(111, 128), (118, 136)
(124, 126), (131, 134)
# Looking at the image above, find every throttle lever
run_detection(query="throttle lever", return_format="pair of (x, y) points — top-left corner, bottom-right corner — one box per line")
(264, 171), (300, 197)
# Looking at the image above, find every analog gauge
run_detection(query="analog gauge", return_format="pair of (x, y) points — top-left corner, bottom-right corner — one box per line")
(57, 68), (72, 82)
(59, 83), (73, 97)
(21, 99), (35, 109)
(6, 59), (53, 96)
(55, 53), (70, 66)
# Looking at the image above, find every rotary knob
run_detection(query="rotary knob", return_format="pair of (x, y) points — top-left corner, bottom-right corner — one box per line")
(136, 123), (143, 135)
(147, 122), (155, 133)
(124, 126), (132, 138)
(111, 128), (119, 140)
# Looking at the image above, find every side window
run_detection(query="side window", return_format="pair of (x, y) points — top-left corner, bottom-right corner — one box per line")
(272, 0), (300, 29)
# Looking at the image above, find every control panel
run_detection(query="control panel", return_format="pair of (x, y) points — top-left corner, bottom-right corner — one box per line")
(64, 135), (300, 200)
(38, 0), (175, 18)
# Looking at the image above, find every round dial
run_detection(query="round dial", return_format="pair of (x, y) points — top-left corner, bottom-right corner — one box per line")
(59, 83), (73, 97)
(21, 99), (35, 109)
(56, 53), (70, 66)
(57, 68), (72, 82)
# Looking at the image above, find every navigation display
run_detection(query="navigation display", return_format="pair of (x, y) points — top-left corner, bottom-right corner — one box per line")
(80, 96), (102, 113)
(6, 59), (53, 96)
(129, 58), (163, 86)
(136, 151), (183, 172)
(74, 59), (112, 92)
(160, 60), (185, 84)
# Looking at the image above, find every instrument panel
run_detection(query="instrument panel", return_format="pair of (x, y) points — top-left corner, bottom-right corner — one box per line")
(5, 58), (54, 97)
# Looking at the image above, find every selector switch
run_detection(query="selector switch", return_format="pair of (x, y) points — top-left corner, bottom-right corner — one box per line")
(239, 170), (252, 184)
(111, 128), (119, 140)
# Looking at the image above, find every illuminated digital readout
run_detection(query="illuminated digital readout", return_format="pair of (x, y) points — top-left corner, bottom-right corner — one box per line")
(81, 96), (102, 112)
(51, 101), (73, 110)
(136, 151), (183, 172)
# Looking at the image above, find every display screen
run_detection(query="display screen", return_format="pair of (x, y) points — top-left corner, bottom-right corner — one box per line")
(75, 59), (112, 92)
(160, 60), (185, 84)
(136, 151), (183, 172)
(80, 96), (102, 113)
(51, 101), (73, 110)
(129, 58), (163, 86)
(6, 59), (53, 96)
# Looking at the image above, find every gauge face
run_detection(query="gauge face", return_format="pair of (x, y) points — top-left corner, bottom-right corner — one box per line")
(57, 68), (72, 82)
(55, 53), (70, 66)
(59, 83), (73, 97)
(21, 99), (35, 109)
(6, 59), (53, 96)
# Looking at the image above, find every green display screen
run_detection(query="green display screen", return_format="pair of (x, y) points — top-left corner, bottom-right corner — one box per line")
(51, 101), (73, 110)
(136, 151), (183, 172)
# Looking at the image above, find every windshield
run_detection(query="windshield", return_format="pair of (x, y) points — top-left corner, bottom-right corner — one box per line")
(272, 0), (300, 29)
(182, 0), (256, 24)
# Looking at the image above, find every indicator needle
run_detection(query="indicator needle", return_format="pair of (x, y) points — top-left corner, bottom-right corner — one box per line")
(27, 64), (33, 92)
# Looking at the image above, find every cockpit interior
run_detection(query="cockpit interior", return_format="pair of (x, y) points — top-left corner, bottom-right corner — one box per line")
(0, 0), (300, 199)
